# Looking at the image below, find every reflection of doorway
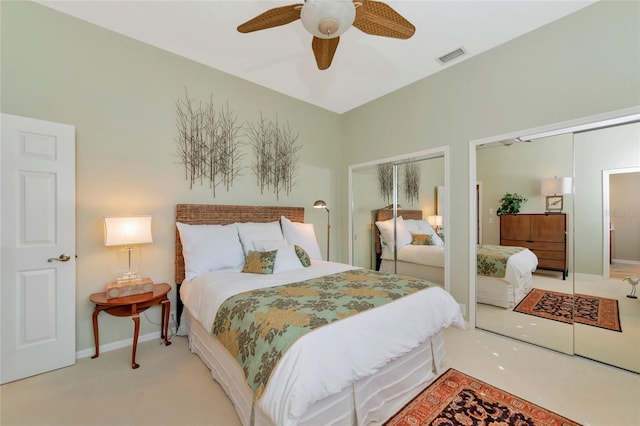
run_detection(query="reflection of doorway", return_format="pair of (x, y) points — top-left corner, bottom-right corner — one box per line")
(603, 168), (640, 279)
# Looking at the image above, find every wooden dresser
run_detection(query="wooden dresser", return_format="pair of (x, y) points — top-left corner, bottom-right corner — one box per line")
(500, 213), (568, 279)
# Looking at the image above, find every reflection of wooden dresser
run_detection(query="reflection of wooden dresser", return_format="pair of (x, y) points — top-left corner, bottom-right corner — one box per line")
(500, 213), (568, 279)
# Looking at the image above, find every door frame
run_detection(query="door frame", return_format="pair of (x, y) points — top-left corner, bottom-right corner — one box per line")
(602, 166), (640, 278)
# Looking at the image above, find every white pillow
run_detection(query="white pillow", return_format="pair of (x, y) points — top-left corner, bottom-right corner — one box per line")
(235, 221), (284, 256)
(404, 219), (444, 247)
(375, 216), (412, 248)
(281, 216), (323, 260)
(252, 239), (288, 251)
(176, 222), (245, 281)
(252, 239), (304, 273)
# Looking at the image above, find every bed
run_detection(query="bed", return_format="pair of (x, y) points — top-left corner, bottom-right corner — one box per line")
(374, 209), (445, 285)
(175, 204), (465, 426)
(373, 209), (538, 308)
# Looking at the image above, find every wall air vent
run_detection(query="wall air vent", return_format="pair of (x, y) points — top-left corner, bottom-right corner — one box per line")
(437, 47), (466, 64)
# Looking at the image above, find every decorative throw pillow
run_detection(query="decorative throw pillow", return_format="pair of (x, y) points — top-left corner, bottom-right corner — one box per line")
(294, 245), (311, 267)
(242, 250), (277, 274)
(411, 233), (433, 245)
(404, 219), (444, 247)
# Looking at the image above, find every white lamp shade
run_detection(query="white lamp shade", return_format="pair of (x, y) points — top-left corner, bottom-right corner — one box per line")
(427, 215), (443, 227)
(300, 0), (356, 39)
(104, 216), (153, 246)
(541, 177), (572, 195)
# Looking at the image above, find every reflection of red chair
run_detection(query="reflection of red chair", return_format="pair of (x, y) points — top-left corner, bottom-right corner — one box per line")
(624, 276), (639, 299)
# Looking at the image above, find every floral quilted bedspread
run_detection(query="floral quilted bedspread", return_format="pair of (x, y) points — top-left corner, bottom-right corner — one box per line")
(477, 244), (526, 278)
(211, 269), (436, 399)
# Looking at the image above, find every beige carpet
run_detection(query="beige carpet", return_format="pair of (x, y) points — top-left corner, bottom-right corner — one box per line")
(1, 328), (638, 426)
(0, 336), (242, 426)
(476, 270), (640, 372)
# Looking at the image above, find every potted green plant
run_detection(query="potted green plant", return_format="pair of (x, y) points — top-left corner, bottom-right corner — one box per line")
(496, 192), (527, 215)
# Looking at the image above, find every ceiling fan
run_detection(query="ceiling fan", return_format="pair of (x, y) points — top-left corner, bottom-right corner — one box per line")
(237, 0), (415, 70)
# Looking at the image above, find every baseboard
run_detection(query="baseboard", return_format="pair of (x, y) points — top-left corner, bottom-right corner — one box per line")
(612, 259), (640, 265)
(76, 310), (177, 359)
(75, 331), (163, 359)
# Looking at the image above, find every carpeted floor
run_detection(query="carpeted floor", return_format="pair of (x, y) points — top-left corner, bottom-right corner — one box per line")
(513, 288), (622, 332)
(385, 368), (582, 426)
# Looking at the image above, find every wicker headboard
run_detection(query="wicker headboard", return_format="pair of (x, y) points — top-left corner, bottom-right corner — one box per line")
(174, 204), (305, 284)
(373, 209), (423, 255)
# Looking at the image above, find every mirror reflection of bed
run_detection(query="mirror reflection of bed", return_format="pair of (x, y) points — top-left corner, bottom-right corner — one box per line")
(473, 117), (640, 373)
(349, 150), (449, 290)
(373, 208), (445, 285)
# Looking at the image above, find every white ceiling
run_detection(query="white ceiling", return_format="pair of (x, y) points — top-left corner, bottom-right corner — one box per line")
(36, 0), (596, 114)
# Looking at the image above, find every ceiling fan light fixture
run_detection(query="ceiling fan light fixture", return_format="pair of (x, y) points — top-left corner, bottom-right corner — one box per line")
(300, 0), (356, 39)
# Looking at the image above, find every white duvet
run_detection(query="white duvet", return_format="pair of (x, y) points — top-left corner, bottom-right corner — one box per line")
(490, 247), (538, 288)
(180, 261), (465, 426)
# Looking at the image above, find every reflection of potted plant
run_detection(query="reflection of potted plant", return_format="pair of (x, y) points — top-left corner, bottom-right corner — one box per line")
(497, 192), (527, 215)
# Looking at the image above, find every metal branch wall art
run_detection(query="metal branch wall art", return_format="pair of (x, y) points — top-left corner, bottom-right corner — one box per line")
(247, 113), (301, 200)
(378, 163), (393, 205)
(175, 90), (244, 196)
(404, 162), (421, 205)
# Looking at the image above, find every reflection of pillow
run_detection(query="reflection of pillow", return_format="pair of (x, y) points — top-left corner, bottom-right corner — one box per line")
(252, 240), (304, 273)
(281, 216), (323, 260)
(404, 219), (444, 247)
(411, 233), (433, 245)
(242, 250), (277, 274)
(295, 245), (311, 267)
(235, 222), (284, 256)
(375, 216), (412, 247)
(176, 222), (245, 281)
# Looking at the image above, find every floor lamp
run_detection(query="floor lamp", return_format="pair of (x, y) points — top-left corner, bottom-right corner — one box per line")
(313, 200), (330, 260)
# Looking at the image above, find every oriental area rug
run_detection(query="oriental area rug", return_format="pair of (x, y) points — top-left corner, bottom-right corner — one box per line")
(385, 368), (581, 426)
(513, 288), (621, 332)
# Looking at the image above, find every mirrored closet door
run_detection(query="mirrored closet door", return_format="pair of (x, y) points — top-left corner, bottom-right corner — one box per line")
(472, 113), (639, 373)
(349, 148), (449, 291)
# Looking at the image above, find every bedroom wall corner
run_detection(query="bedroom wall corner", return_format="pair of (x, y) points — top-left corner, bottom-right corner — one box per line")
(0, 1), (343, 353)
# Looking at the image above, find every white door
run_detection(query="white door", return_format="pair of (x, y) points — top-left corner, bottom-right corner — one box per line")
(1, 113), (76, 384)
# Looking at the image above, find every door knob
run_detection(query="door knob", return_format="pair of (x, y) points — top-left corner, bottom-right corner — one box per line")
(48, 254), (71, 262)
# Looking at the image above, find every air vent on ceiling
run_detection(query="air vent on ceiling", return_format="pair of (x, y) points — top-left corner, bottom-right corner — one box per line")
(437, 47), (466, 64)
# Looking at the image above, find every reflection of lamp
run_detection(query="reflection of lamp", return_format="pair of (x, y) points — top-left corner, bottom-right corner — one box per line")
(313, 200), (330, 260)
(300, 0), (356, 39)
(104, 216), (153, 282)
(427, 215), (443, 234)
(541, 177), (572, 213)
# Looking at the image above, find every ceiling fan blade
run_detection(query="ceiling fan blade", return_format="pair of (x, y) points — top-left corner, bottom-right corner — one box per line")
(353, 0), (415, 39)
(237, 4), (303, 33)
(312, 37), (340, 70)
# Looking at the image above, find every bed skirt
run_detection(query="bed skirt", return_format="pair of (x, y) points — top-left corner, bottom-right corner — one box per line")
(379, 260), (445, 286)
(476, 274), (533, 308)
(182, 309), (447, 426)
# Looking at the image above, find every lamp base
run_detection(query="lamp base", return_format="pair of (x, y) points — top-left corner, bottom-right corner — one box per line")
(117, 272), (142, 283)
(106, 277), (154, 299)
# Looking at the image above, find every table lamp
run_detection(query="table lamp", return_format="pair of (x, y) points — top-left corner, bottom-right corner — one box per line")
(104, 215), (153, 283)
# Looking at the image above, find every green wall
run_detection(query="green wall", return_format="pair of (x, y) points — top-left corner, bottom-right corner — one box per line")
(340, 0), (640, 305)
(1, 0), (639, 353)
(1, 1), (342, 352)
